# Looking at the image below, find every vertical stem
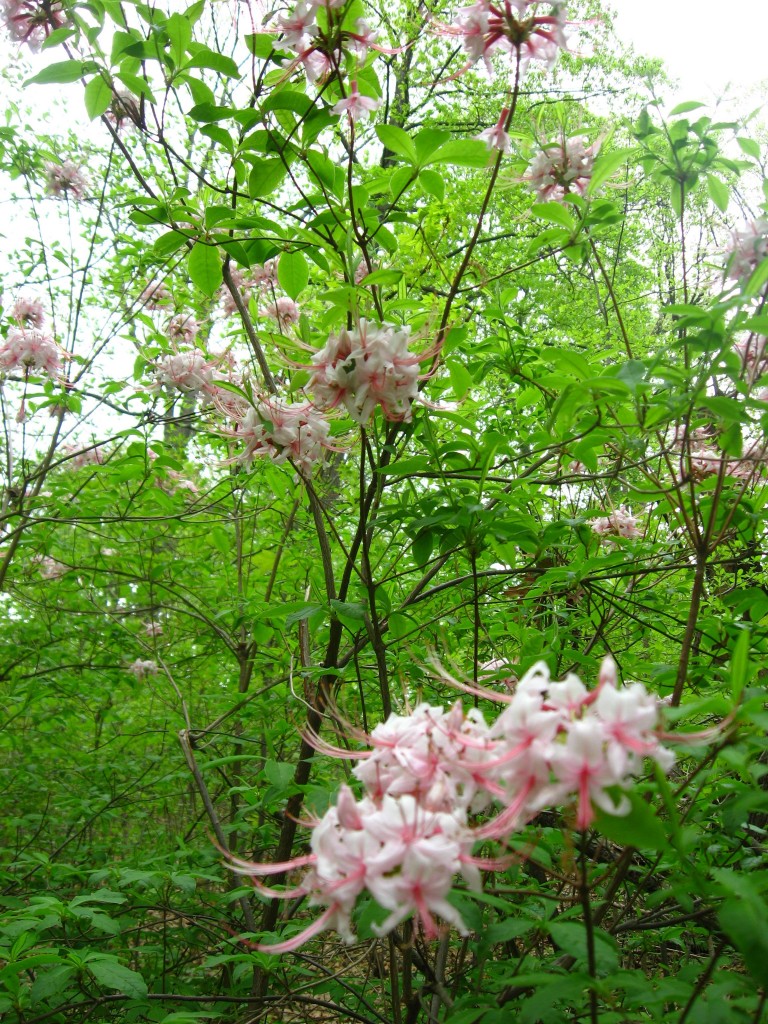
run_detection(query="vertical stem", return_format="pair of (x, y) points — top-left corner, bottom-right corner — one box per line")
(580, 837), (599, 1024)
(388, 936), (403, 1024)
(671, 549), (707, 707)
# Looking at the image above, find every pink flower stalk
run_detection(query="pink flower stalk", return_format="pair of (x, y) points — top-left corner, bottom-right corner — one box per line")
(726, 220), (768, 283)
(332, 81), (381, 123)
(1, 0), (65, 52)
(443, 0), (571, 79)
(262, 296), (301, 330)
(231, 398), (333, 473)
(477, 107), (511, 153)
(143, 621), (163, 638)
(526, 135), (600, 202)
(0, 327), (61, 377)
(139, 281), (172, 310)
(128, 659), (159, 680)
(45, 161), (88, 201)
(154, 351), (217, 393)
(309, 319), (424, 424)
(11, 296), (45, 328)
(592, 506), (641, 540)
(167, 314), (200, 345)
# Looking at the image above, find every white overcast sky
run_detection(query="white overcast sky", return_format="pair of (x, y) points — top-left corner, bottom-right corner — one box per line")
(610, 0), (768, 103)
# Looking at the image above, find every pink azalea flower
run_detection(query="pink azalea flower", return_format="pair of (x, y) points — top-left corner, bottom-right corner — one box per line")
(442, 0), (572, 80)
(526, 135), (600, 202)
(477, 107), (511, 153)
(0, 327), (61, 377)
(725, 220), (768, 283)
(45, 161), (88, 201)
(277, 1), (317, 50)
(591, 506), (641, 541)
(128, 659), (159, 680)
(139, 281), (172, 310)
(309, 319), (424, 424)
(167, 314), (199, 345)
(154, 351), (216, 393)
(332, 80), (381, 123)
(229, 397), (333, 474)
(1, 0), (66, 52)
(250, 259), (278, 290)
(106, 90), (142, 129)
(262, 296), (300, 329)
(34, 555), (68, 579)
(11, 296), (45, 328)
(62, 444), (105, 470)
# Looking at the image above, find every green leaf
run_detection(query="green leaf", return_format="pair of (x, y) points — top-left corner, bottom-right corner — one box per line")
(27, 60), (85, 85)
(594, 791), (669, 851)
(387, 611), (418, 640)
(278, 250), (309, 299)
(426, 139), (490, 168)
(548, 921), (618, 974)
(88, 958), (148, 999)
(412, 529), (434, 567)
(263, 760), (295, 789)
(183, 50), (240, 78)
(376, 124), (417, 163)
(414, 128), (451, 162)
(245, 32), (277, 58)
(419, 168), (445, 200)
(587, 148), (634, 194)
(706, 174), (729, 212)
(165, 12), (192, 64)
(187, 243), (222, 296)
(531, 202), (575, 229)
(84, 76), (113, 120)
(730, 628), (751, 702)
(249, 158), (288, 198)
(669, 100), (707, 115)
(745, 255), (768, 297)
(359, 268), (403, 287)
(737, 136), (760, 159)
(329, 599), (367, 622)
(447, 358), (473, 399)
(718, 898), (768, 986)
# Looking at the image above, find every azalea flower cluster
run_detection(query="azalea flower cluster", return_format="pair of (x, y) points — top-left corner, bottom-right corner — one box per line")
(276, 0), (385, 85)
(1, 0), (65, 51)
(219, 263), (277, 318)
(726, 220), (768, 284)
(153, 350), (218, 393)
(527, 135), (599, 202)
(233, 658), (673, 952)
(45, 161), (89, 201)
(591, 506), (641, 540)
(128, 659), (159, 680)
(0, 326), (62, 378)
(219, 395), (334, 474)
(447, 0), (571, 79)
(308, 319), (424, 424)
